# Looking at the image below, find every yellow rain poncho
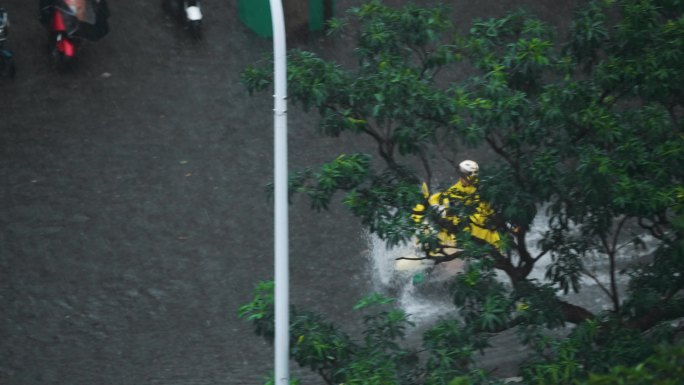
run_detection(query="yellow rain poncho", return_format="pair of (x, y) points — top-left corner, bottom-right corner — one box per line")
(412, 179), (501, 253)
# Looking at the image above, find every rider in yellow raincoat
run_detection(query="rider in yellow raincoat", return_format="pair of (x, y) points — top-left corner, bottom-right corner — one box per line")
(412, 160), (501, 256)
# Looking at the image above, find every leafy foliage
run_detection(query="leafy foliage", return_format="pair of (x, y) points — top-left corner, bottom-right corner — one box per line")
(580, 345), (684, 385)
(240, 283), (415, 385)
(241, 0), (684, 384)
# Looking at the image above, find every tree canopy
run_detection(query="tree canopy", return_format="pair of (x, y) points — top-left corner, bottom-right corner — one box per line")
(240, 0), (684, 384)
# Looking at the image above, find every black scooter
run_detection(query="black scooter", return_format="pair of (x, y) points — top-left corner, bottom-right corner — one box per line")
(163, 0), (203, 39)
(0, 8), (15, 79)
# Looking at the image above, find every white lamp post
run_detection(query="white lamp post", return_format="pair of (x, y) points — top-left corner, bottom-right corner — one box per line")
(269, 1), (289, 384)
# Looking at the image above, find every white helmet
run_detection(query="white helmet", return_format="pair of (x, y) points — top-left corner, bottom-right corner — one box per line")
(459, 160), (479, 176)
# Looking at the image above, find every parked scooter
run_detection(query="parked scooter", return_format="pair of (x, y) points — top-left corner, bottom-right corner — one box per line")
(184, 0), (202, 39)
(0, 7), (15, 79)
(163, 0), (203, 39)
(46, 3), (79, 69)
(39, 0), (110, 70)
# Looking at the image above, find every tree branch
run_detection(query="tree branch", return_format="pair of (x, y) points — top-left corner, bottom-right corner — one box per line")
(582, 268), (614, 301)
(627, 297), (684, 331)
(559, 300), (595, 324)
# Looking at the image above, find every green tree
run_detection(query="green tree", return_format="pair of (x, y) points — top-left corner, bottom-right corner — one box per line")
(579, 345), (684, 385)
(241, 0), (684, 383)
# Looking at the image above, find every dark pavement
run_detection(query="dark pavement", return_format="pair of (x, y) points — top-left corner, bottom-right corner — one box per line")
(0, 2), (371, 384)
(0, 1), (587, 384)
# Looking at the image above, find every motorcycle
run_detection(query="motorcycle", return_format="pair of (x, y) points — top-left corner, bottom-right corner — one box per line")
(184, 0), (203, 39)
(47, 3), (78, 69)
(164, 0), (203, 39)
(0, 7), (15, 79)
(39, 0), (110, 70)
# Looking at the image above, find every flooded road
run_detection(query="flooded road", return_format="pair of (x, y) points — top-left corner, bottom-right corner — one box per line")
(0, 1), (589, 384)
(0, 2), (372, 384)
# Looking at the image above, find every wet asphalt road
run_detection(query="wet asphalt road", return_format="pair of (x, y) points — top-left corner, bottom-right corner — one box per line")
(0, 1), (587, 384)
(0, 2), (373, 384)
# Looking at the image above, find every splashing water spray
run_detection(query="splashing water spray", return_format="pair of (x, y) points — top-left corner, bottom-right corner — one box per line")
(364, 208), (659, 326)
(365, 231), (459, 325)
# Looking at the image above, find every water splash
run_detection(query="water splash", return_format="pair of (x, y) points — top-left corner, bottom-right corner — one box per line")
(364, 208), (659, 322)
(365, 232), (458, 324)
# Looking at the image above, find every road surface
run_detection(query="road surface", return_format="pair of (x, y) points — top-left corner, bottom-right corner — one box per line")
(0, 1), (585, 384)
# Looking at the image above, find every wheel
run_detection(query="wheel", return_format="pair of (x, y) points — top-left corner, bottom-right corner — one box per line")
(0, 50), (14, 79)
(188, 20), (201, 39)
(49, 33), (79, 73)
(6, 59), (14, 78)
(50, 49), (72, 72)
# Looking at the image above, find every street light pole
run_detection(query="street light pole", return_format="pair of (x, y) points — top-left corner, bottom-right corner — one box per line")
(269, 1), (289, 385)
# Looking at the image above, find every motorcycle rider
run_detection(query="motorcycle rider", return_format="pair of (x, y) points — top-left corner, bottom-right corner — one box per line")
(412, 160), (502, 256)
(39, 0), (110, 39)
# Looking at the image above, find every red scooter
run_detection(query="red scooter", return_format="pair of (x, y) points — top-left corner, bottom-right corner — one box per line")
(50, 5), (77, 67)
(39, 0), (109, 70)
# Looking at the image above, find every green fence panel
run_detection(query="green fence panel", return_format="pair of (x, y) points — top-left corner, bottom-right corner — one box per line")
(238, 0), (335, 38)
(308, 0), (336, 32)
(238, 0), (273, 38)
